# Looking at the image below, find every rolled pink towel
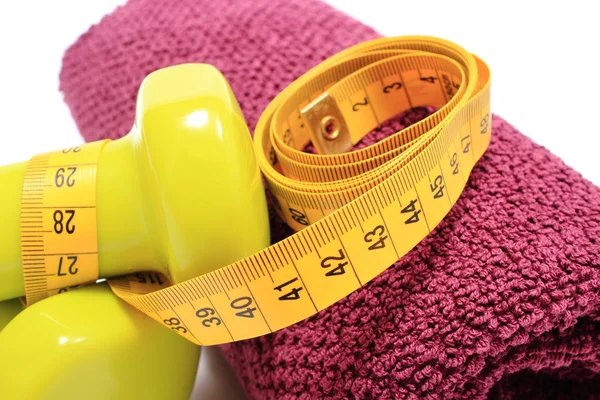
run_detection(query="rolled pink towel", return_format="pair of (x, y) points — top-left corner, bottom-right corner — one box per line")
(59, 0), (600, 398)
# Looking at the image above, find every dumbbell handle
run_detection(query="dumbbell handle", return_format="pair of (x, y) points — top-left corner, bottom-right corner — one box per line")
(0, 63), (270, 302)
(0, 136), (165, 300)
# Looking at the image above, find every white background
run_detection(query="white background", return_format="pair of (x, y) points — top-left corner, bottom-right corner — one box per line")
(0, 0), (600, 185)
(0, 1), (598, 185)
(0, 1), (598, 398)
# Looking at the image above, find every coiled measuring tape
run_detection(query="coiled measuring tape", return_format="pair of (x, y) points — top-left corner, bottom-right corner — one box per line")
(21, 36), (490, 345)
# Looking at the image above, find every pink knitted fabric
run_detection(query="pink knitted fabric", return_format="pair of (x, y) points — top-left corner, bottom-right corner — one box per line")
(59, 0), (600, 398)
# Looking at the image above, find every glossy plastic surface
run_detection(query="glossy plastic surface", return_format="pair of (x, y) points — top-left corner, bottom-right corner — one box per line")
(0, 161), (27, 299)
(0, 63), (270, 300)
(0, 63), (272, 397)
(0, 283), (200, 399)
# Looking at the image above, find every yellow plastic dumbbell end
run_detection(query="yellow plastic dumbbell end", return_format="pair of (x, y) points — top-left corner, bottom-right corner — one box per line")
(0, 63), (270, 300)
(0, 63), (271, 398)
(0, 283), (201, 399)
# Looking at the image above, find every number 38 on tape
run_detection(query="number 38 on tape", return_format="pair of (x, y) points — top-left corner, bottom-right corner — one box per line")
(24, 36), (492, 346)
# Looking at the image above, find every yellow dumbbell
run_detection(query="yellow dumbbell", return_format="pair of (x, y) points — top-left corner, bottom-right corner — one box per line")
(0, 63), (270, 301)
(0, 283), (201, 399)
(0, 64), (271, 398)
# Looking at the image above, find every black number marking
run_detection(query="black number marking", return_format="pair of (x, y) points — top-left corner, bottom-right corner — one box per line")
(196, 307), (216, 318)
(461, 135), (471, 154)
(401, 199), (422, 224)
(163, 317), (188, 333)
(53, 211), (62, 234)
(53, 210), (75, 234)
(58, 285), (80, 294)
(352, 97), (368, 111)
(55, 169), (64, 188)
(67, 167), (76, 187)
(283, 129), (293, 146)
(274, 277), (303, 301)
(196, 307), (222, 327)
(480, 114), (490, 134)
(441, 74), (455, 97)
(171, 326), (188, 333)
(57, 255), (78, 276)
(420, 76), (437, 83)
(321, 249), (348, 277)
(450, 152), (459, 175)
(135, 272), (164, 285)
(55, 167), (77, 187)
(289, 208), (308, 226)
(269, 146), (278, 166)
(231, 296), (257, 319)
(364, 225), (388, 250)
(62, 146), (81, 154)
(430, 175), (445, 199)
(383, 82), (402, 93)
(202, 317), (222, 327)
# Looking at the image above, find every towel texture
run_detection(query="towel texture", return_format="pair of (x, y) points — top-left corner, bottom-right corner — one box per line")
(59, 0), (600, 398)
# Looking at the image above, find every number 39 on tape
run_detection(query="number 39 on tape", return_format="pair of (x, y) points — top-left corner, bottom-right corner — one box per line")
(106, 36), (491, 346)
(20, 36), (491, 346)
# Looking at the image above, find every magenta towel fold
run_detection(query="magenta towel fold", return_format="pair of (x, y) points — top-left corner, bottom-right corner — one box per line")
(59, 0), (600, 398)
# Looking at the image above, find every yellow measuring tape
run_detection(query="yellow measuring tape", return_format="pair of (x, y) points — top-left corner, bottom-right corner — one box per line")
(20, 36), (491, 345)
(20, 141), (109, 305)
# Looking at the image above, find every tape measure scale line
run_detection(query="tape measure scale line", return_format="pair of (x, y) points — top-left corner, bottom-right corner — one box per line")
(107, 40), (490, 347)
(17, 36), (491, 346)
(272, 40), (480, 165)
(265, 78), (473, 201)
(20, 141), (110, 306)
